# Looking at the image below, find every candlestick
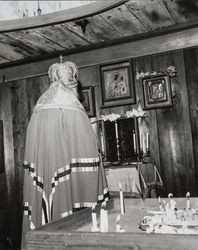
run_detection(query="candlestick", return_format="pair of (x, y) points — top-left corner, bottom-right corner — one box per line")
(158, 196), (163, 211)
(140, 134), (143, 151)
(101, 120), (107, 160)
(142, 137), (146, 154)
(186, 192), (191, 210)
(119, 182), (125, 215)
(100, 133), (105, 154)
(115, 121), (120, 161)
(168, 193), (176, 210)
(115, 120), (119, 138)
(146, 132), (149, 151)
(133, 130), (137, 153)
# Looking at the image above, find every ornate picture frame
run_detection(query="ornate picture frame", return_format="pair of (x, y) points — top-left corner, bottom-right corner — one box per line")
(142, 74), (172, 110)
(80, 86), (96, 117)
(100, 60), (136, 108)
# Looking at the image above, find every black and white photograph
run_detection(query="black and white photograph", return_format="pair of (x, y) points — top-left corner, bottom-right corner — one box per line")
(0, 1), (198, 250)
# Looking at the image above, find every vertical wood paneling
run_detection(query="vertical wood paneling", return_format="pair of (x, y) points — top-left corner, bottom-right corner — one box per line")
(184, 48), (198, 192)
(133, 51), (196, 196)
(79, 66), (101, 117)
(11, 75), (50, 247)
(27, 75), (50, 114)
(78, 66), (102, 148)
(0, 120), (5, 174)
(0, 84), (17, 245)
(133, 57), (161, 175)
(175, 51), (196, 196)
(11, 80), (30, 246)
(78, 52), (197, 197)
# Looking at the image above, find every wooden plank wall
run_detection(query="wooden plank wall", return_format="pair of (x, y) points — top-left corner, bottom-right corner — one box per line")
(78, 50), (197, 197)
(0, 85), (17, 246)
(133, 51), (197, 196)
(5, 76), (49, 248)
(80, 50), (197, 196)
(1, 47), (198, 248)
(183, 47), (198, 195)
(0, 74), (57, 248)
(11, 79), (30, 247)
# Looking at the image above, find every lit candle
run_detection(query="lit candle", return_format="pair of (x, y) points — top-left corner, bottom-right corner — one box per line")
(158, 196), (162, 211)
(101, 120), (106, 158)
(133, 130), (137, 152)
(115, 121), (119, 139)
(116, 214), (125, 233)
(168, 193), (176, 210)
(140, 134), (143, 151)
(100, 132), (105, 153)
(119, 182), (125, 215)
(146, 132), (149, 151)
(91, 204), (98, 232)
(186, 192), (191, 210)
(142, 137), (146, 154)
(100, 201), (108, 233)
(115, 120), (120, 161)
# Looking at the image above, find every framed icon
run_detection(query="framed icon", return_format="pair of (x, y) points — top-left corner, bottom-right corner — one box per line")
(80, 86), (96, 117)
(100, 61), (136, 107)
(142, 74), (172, 110)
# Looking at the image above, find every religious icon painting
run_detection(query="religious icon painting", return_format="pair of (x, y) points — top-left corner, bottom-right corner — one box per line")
(142, 74), (173, 110)
(79, 86), (96, 117)
(100, 60), (136, 108)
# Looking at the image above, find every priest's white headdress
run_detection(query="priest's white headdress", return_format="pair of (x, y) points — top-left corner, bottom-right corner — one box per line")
(48, 60), (78, 87)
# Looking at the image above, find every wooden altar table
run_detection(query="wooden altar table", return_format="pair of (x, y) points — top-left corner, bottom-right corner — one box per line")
(105, 163), (163, 198)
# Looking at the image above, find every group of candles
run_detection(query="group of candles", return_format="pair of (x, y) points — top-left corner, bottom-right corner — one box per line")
(98, 116), (151, 159)
(158, 192), (191, 212)
(92, 191), (193, 234)
(91, 182), (125, 233)
(100, 125), (150, 157)
(139, 132), (150, 153)
(133, 131), (150, 155)
(91, 201), (109, 233)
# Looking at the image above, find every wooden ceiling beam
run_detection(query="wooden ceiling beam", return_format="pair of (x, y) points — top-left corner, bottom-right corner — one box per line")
(0, 0), (128, 33)
(1, 26), (198, 83)
(1, 16), (198, 70)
